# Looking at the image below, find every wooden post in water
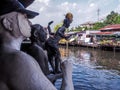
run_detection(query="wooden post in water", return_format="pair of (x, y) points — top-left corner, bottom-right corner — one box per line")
(113, 46), (116, 57)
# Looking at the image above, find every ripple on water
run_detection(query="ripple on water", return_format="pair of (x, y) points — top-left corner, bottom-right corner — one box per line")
(55, 47), (120, 90)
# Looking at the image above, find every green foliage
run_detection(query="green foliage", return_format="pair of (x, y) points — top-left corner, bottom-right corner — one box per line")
(74, 26), (82, 31)
(104, 11), (120, 25)
(54, 23), (63, 32)
(73, 26), (87, 31)
(92, 11), (120, 30)
(92, 22), (105, 30)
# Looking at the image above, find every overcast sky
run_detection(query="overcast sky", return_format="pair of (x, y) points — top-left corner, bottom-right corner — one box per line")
(28, 0), (120, 29)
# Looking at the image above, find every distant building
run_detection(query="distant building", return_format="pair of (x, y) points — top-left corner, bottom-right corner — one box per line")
(80, 21), (95, 29)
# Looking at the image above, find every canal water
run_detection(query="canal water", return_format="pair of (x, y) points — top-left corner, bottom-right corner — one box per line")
(55, 46), (120, 90)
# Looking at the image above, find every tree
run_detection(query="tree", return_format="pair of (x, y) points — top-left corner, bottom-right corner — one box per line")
(104, 11), (120, 25)
(92, 11), (120, 30)
(92, 22), (105, 30)
(54, 23), (63, 32)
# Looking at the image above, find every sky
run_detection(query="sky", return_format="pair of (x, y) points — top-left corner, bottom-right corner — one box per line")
(28, 0), (120, 29)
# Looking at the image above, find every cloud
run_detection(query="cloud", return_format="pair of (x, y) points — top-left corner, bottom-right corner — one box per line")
(36, 0), (50, 6)
(115, 5), (120, 13)
(28, 1), (80, 28)
(28, 0), (120, 29)
(89, 3), (95, 7)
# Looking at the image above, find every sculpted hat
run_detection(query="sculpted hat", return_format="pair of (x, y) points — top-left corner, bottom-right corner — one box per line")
(64, 12), (73, 24)
(19, 0), (35, 8)
(0, 0), (39, 18)
(65, 12), (73, 21)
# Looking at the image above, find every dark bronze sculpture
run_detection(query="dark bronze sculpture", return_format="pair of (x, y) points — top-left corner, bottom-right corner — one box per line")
(45, 13), (73, 74)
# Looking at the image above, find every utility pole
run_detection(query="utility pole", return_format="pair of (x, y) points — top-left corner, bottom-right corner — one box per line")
(97, 8), (100, 21)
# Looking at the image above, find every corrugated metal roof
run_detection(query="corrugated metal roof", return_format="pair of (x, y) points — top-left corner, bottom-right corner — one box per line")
(99, 24), (120, 30)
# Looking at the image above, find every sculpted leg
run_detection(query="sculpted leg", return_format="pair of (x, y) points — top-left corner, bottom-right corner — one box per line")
(47, 73), (62, 84)
(55, 56), (61, 73)
(54, 49), (62, 73)
(60, 60), (74, 90)
(48, 54), (55, 73)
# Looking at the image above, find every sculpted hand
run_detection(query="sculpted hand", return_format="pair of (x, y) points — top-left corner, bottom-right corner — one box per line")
(65, 35), (72, 40)
(48, 21), (54, 25)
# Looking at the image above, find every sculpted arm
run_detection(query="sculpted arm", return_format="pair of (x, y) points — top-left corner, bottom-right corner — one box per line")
(57, 27), (66, 38)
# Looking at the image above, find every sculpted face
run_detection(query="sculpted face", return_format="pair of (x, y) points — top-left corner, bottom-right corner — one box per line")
(35, 25), (47, 42)
(64, 18), (72, 28)
(0, 12), (31, 38)
(31, 24), (47, 42)
(17, 13), (31, 38)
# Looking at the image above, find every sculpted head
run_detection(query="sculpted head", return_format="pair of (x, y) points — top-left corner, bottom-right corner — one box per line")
(30, 24), (47, 43)
(0, 0), (39, 39)
(63, 12), (73, 28)
(0, 12), (31, 39)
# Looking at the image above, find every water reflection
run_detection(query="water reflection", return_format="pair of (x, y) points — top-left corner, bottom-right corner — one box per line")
(59, 46), (120, 73)
(56, 46), (120, 90)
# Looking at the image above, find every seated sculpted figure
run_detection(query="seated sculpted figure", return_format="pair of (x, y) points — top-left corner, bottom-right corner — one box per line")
(0, 0), (57, 90)
(25, 24), (62, 84)
(27, 24), (50, 75)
